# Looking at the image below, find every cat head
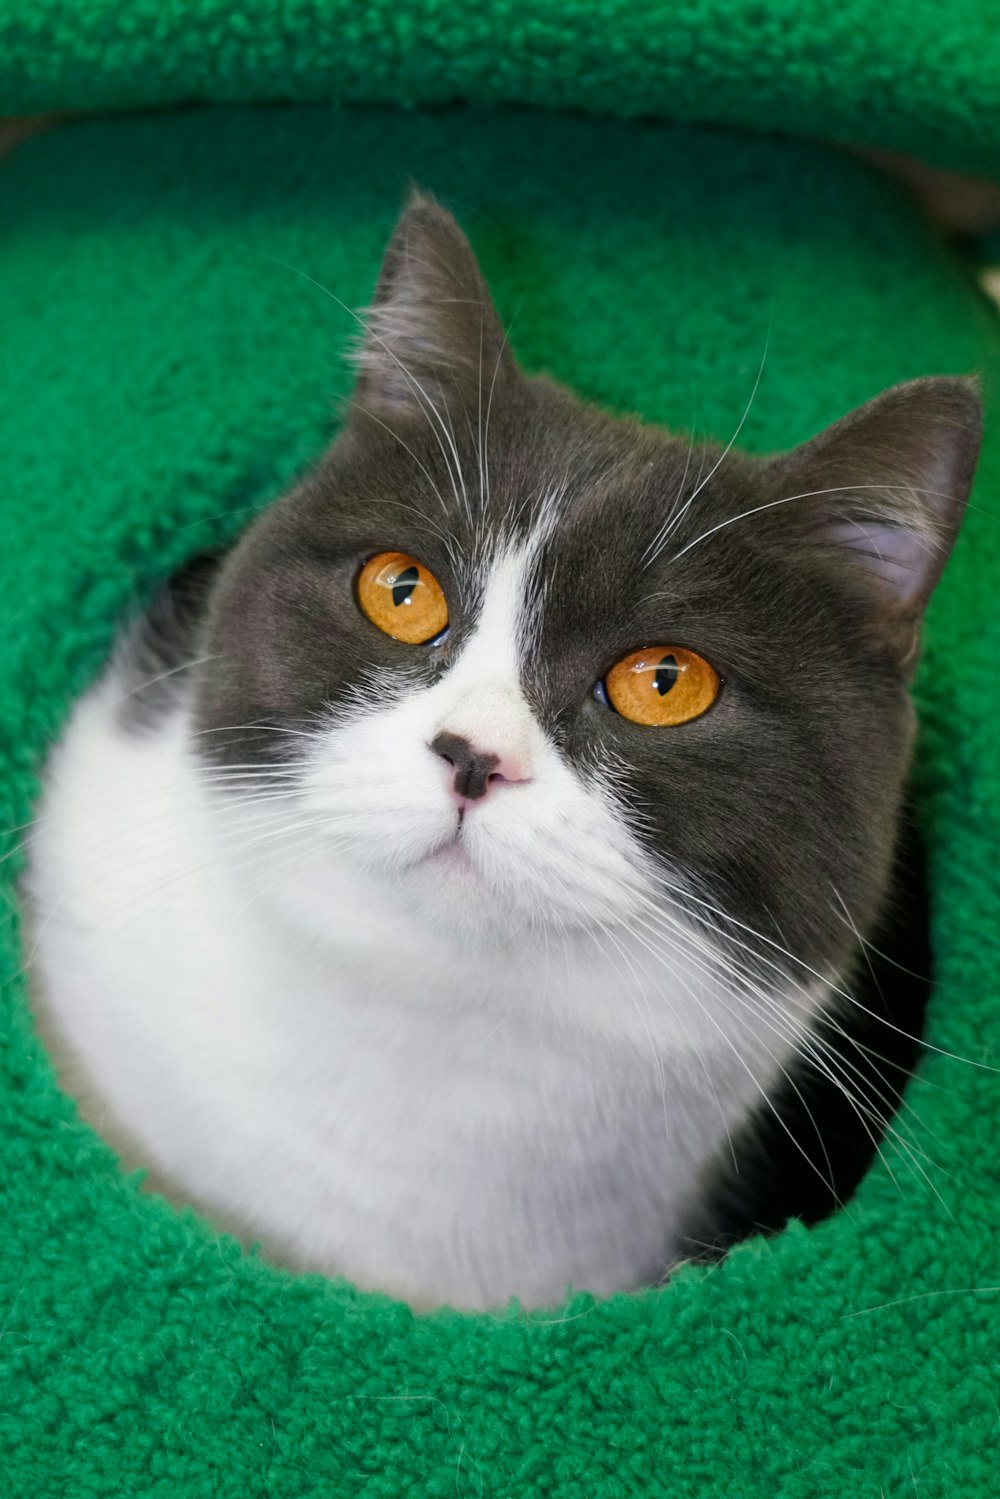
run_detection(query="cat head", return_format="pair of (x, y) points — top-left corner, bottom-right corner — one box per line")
(194, 192), (981, 975)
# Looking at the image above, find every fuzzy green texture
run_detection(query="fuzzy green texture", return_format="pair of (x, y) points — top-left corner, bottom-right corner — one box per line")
(3, 0), (1000, 177)
(1, 106), (999, 1496)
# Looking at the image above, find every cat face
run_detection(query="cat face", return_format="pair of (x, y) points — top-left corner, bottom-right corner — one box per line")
(194, 194), (981, 972)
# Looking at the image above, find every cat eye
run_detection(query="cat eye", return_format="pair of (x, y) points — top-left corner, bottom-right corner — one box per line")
(356, 551), (449, 645)
(602, 647), (720, 726)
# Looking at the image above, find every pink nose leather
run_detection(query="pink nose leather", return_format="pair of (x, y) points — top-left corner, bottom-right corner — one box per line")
(429, 731), (530, 803)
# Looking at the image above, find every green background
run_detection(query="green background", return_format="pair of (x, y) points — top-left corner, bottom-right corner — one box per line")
(2, 0), (1000, 176)
(1, 105), (999, 1495)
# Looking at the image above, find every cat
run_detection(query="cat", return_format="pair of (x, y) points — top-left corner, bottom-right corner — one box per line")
(24, 192), (982, 1310)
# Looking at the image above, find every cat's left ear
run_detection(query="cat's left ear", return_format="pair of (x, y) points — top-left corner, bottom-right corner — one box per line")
(772, 376), (982, 670)
(349, 189), (515, 424)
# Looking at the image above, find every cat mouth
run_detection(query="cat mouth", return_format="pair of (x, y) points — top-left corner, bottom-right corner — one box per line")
(421, 837), (472, 872)
(420, 813), (476, 870)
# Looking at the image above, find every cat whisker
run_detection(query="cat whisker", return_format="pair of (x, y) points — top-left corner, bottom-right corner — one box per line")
(175, 502), (263, 535)
(633, 882), (952, 1162)
(828, 882), (933, 985)
(190, 722), (320, 743)
(598, 917), (739, 1170)
(482, 296), (524, 515)
(61, 789), (390, 934)
(88, 828), (324, 936)
(641, 866), (998, 1074)
(196, 774), (301, 787)
(0, 812), (55, 868)
(667, 481), (958, 567)
(622, 906), (852, 1207)
(251, 249), (468, 520)
(597, 924), (671, 1138)
(109, 655), (220, 707)
(628, 907), (907, 1205)
(641, 395), (698, 567)
(476, 313), (486, 514)
(347, 398), (454, 523)
(1, 769), (300, 871)
(627, 891), (956, 1212)
(644, 321), (771, 566)
(426, 355), (471, 524)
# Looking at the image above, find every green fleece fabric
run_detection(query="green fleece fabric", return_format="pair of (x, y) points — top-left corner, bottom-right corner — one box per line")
(1, 107), (999, 1497)
(3, 0), (1000, 178)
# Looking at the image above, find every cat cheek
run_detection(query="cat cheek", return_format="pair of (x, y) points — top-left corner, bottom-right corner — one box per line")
(300, 722), (460, 869)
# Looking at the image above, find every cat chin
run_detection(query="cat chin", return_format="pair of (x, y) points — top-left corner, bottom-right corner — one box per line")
(234, 811), (645, 954)
(385, 807), (649, 940)
(257, 846), (578, 951)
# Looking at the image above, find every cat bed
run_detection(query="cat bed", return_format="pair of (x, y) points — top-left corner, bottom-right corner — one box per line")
(3, 0), (1000, 178)
(2, 105), (999, 1496)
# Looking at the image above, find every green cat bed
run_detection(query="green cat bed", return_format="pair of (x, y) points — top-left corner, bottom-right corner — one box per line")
(2, 97), (1000, 1499)
(3, 0), (1000, 177)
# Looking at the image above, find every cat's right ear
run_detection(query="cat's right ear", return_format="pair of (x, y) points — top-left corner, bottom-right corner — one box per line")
(770, 376), (982, 672)
(349, 191), (515, 424)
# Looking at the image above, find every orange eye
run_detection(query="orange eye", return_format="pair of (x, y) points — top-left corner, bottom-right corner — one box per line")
(356, 551), (449, 645)
(604, 646), (720, 726)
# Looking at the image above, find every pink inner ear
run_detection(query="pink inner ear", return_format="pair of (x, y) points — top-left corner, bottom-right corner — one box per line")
(826, 519), (942, 605)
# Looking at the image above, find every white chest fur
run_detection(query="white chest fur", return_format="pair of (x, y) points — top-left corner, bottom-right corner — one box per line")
(24, 677), (812, 1309)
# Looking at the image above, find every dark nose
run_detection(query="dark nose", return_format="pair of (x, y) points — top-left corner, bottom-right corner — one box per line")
(430, 731), (500, 802)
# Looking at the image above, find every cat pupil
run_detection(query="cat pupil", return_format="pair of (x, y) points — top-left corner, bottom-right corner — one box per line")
(654, 655), (679, 695)
(392, 566), (419, 608)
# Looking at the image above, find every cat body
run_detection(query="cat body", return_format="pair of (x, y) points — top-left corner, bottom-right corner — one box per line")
(26, 195), (981, 1309)
(31, 631), (801, 1308)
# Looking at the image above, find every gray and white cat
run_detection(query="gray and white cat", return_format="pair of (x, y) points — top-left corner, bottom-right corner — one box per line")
(26, 194), (981, 1310)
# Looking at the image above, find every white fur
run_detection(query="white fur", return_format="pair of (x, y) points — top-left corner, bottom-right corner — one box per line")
(25, 542), (820, 1309)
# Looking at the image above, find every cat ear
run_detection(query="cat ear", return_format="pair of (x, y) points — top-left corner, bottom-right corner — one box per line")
(772, 377), (982, 667)
(350, 190), (514, 423)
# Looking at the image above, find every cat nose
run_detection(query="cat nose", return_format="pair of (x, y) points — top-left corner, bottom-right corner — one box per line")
(429, 731), (529, 803)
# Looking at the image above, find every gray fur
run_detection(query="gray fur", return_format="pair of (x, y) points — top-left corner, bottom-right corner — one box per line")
(124, 193), (982, 1254)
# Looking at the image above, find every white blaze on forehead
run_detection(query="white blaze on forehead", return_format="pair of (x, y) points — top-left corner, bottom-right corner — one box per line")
(432, 536), (547, 773)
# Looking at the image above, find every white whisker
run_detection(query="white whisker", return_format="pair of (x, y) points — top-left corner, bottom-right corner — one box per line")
(644, 321), (770, 565)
